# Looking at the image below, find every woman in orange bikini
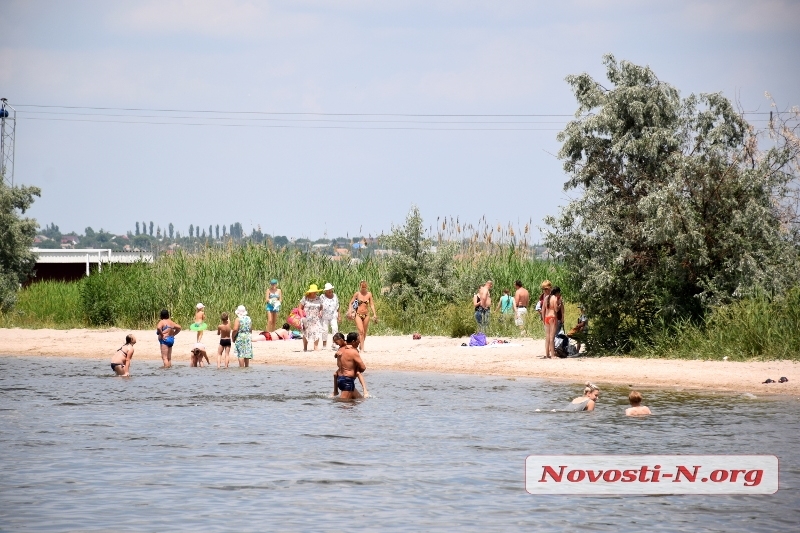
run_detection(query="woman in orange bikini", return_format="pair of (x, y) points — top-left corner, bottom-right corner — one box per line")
(543, 286), (562, 358)
(347, 280), (378, 352)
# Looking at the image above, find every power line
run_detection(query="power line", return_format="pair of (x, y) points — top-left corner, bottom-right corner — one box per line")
(22, 116), (562, 131)
(16, 110), (570, 125)
(16, 104), (573, 118)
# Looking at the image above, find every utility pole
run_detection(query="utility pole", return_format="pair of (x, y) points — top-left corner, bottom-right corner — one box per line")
(0, 98), (16, 186)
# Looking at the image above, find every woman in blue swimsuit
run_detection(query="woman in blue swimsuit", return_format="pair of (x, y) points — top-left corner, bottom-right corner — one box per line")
(156, 309), (182, 368)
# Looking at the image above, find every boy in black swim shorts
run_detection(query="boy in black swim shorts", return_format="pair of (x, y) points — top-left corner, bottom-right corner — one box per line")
(333, 332), (368, 398)
(217, 312), (232, 368)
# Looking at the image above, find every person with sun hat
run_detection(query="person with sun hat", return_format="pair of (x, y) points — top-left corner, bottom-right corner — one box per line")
(299, 284), (324, 351)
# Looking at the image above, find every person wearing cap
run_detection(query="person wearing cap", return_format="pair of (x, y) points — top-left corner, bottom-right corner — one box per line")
(265, 279), (283, 332)
(320, 282), (340, 350)
(191, 303), (207, 342)
(300, 284), (324, 351)
(232, 305), (253, 366)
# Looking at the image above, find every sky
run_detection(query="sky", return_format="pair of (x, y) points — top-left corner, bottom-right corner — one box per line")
(2, 0), (799, 241)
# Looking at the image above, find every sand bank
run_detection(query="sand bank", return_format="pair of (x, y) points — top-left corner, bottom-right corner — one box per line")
(0, 328), (797, 395)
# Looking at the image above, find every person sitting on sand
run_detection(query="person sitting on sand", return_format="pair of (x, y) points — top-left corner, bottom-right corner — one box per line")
(332, 332), (368, 397)
(217, 312), (232, 368)
(110, 334), (136, 376)
(564, 382), (600, 411)
(190, 343), (209, 367)
(254, 323), (292, 341)
(625, 391), (652, 416)
(191, 303), (207, 342)
(335, 332), (367, 400)
(156, 309), (181, 369)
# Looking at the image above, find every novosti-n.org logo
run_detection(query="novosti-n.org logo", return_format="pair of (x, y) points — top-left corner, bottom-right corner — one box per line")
(525, 455), (778, 494)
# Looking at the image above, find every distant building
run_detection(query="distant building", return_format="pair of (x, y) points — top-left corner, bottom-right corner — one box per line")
(60, 235), (79, 249)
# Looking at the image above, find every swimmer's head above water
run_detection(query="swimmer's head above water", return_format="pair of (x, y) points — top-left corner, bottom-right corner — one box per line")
(584, 382), (600, 400)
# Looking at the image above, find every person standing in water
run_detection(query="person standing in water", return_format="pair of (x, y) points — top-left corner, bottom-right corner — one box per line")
(625, 391), (652, 416)
(564, 382), (600, 411)
(216, 312), (232, 368)
(513, 280), (530, 333)
(320, 283), (340, 350)
(156, 309), (181, 369)
(110, 334), (136, 376)
(347, 280), (378, 352)
(232, 305), (253, 367)
(265, 279), (283, 332)
(335, 332), (367, 400)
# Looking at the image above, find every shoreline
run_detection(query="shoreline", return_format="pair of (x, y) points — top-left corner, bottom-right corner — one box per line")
(1, 327), (797, 396)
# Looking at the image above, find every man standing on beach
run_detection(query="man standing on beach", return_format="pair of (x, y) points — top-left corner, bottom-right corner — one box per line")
(475, 280), (493, 332)
(336, 332), (367, 399)
(513, 280), (530, 333)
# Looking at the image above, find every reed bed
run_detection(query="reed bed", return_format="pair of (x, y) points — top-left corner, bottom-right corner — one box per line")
(635, 288), (800, 360)
(0, 244), (569, 336)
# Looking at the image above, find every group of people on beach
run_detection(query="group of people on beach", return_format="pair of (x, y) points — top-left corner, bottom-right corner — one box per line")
(108, 276), (653, 411)
(473, 279), (570, 357)
(108, 278), (376, 397)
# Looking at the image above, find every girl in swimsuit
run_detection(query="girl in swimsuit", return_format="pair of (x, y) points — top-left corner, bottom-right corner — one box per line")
(265, 279), (283, 332)
(110, 334), (136, 376)
(347, 280), (378, 352)
(565, 382), (600, 412)
(156, 308), (182, 369)
(543, 287), (561, 358)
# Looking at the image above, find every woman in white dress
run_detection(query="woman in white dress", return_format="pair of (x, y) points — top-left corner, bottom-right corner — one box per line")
(299, 284), (324, 351)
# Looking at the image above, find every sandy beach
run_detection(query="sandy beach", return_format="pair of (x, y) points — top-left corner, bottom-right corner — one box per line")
(0, 327), (797, 395)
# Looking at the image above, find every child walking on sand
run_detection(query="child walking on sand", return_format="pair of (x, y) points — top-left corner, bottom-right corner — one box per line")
(332, 332), (368, 397)
(191, 303), (208, 342)
(217, 312), (232, 368)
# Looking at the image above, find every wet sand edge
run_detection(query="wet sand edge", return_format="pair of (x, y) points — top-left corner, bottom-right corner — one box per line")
(1, 327), (798, 396)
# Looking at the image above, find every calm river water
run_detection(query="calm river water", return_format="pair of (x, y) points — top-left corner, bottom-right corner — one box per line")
(1, 356), (798, 532)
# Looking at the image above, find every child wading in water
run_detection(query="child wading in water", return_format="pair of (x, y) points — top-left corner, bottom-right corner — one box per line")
(332, 332), (368, 398)
(625, 391), (652, 416)
(191, 303), (208, 342)
(217, 312), (232, 368)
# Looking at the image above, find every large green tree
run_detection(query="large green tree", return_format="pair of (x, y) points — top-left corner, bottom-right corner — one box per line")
(0, 179), (41, 311)
(383, 206), (461, 310)
(545, 55), (800, 350)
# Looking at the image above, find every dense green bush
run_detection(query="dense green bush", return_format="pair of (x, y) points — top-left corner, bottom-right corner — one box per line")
(546, 55), (800, 352)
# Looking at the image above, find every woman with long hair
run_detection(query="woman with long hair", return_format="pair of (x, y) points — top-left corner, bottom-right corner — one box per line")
(347, 280), (378, 352)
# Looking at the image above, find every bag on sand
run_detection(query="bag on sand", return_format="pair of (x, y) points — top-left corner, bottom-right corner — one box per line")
(554, 333), (570, 358)
(469, 333), (487, 347)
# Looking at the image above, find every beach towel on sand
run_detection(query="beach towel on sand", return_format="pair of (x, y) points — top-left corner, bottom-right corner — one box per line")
(469, 333), (487, 347)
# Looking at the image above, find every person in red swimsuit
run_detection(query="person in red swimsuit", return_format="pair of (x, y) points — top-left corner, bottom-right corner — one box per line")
(543, 286), (562, 358)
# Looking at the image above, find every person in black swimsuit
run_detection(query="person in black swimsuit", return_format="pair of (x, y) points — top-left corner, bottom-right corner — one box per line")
(110, 334), (136, 376)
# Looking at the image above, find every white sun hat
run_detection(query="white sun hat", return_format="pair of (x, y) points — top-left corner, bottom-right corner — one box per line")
(235, 305), (248, 317)
(323, 283), (335, 291)
(196, 303), (205, 309)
